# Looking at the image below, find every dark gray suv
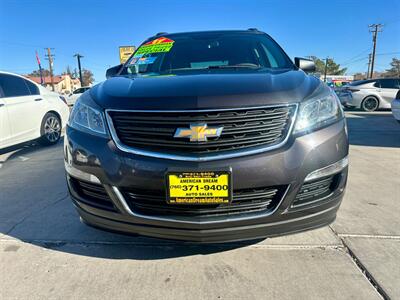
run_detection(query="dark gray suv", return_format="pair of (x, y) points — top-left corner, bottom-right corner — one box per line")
(64, 30), (349, 242)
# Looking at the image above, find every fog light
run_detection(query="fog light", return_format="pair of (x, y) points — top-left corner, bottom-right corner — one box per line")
(64, 161), (100, 184)
(305, 156), (348, 182)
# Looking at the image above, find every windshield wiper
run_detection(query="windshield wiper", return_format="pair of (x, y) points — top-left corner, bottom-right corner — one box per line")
(206, 63), (261, 69)
(163, 64), (262, 73)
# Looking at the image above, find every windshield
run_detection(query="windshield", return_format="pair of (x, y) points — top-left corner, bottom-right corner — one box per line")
(123, 32), (294, 75)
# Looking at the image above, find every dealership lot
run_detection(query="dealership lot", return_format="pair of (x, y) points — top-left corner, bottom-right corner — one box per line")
(0, 111), (399, 299)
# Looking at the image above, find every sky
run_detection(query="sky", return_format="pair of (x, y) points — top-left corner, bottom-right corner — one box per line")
(0, 0), (399, 84)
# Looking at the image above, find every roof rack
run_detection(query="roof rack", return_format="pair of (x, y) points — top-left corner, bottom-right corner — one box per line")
(247, 28), (259, 32)
(155, 32), (168, 36)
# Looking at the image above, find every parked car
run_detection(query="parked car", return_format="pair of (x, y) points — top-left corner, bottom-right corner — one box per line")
(341, 78), (400, 111)
(334, 86), (353, 106)
(0, 71), (70, 149)
(65, 29), (349, 242)
(391, 90), (400, 123)
(67, 86), (91, 106)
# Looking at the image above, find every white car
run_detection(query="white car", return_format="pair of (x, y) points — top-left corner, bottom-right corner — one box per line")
(391, 90), (400, 123)
(341, 78), (400, 111)
(67, 86), (91, 106)
(0, 71), (70, 149)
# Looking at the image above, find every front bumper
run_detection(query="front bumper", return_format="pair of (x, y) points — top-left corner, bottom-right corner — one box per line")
(64, 119), (349, 242)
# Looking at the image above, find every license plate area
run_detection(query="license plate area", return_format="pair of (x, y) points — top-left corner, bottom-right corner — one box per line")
(166, 171), (232, 205)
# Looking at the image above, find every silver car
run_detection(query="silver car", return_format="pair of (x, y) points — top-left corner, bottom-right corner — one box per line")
(391, 90), (400, 123)
(341, 78), (400, 111)
(335, 87), (353, 106)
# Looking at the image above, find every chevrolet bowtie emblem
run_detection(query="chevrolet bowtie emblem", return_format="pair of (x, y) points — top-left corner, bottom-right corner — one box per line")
(174, 123), (223, 142)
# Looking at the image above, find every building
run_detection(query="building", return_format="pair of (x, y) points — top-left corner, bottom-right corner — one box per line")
(318, 75), (354, 87)
(25, 74), (81, 94)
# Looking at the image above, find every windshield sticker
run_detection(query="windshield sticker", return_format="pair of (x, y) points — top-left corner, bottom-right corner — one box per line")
(136, 56), (157, 65)
(129, 55), (158, 65)
(129, 57), (139, 64)
(134, 37), (175, 56)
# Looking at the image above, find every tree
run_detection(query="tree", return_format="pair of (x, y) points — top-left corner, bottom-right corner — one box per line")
(28, 69), (51, 77)
(353, 72), (366, 80)
(309, 56), (325, 74)
(309, 56), (347, 75)
(62, 66), (73, 77)
(82, 69), (94, 86)
(72, 68), (79, 79)
(385, 58), (400, 77)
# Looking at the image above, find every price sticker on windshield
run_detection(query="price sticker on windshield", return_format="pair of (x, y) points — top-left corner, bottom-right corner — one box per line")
(134, 37), (175, 56)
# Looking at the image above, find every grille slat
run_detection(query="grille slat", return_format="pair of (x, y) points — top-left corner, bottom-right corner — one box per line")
(69, 177), (117, 212)
(120, 134), (282, 148)
(116, 121), (287, 137)
(113, 117), (288, 129)
(295, 188), (331, 202)
(292, 175), (338, 207)
(111, 109), (290, 123)
(78, 181), (107, 193)
(222, 124), (287, 135)
(121, 186), (285, 218)
(108, 106), (295, 155)
(80, 189), (111, 201)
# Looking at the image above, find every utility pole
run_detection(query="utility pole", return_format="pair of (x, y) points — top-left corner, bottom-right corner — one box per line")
(369, 24), (383, 79)
(35, 51), (44, 85)
(323, 57), (329, 82)
(45, 48), (55, 91)
(74, 54), (84, 87)
(367, 53), (372, 79)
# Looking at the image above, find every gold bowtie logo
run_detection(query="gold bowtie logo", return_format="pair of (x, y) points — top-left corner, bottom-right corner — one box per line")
(174, 123), (223, 142)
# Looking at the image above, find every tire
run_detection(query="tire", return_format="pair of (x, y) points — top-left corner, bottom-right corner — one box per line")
(39, 112), (61, 146)
(361, 96), (379, 112)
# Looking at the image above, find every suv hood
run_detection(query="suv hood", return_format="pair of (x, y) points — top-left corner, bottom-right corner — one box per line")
(90, 70), (321, 110)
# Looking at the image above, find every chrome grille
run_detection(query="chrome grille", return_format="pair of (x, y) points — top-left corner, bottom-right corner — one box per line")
(107, 105), (296, 157)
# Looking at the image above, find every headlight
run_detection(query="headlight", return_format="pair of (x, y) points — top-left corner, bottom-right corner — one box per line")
(68, 93), (108, 137)
(294, 86), (343, 133)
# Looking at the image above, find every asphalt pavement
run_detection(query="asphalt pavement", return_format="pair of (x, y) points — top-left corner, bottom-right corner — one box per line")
(0, 111), (399, 299)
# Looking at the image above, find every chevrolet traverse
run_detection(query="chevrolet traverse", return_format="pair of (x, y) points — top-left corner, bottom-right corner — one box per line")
(64, 29), (349, 242)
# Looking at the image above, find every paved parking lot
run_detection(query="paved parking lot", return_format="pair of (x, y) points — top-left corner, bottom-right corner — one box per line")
(0, 111), (399, 299)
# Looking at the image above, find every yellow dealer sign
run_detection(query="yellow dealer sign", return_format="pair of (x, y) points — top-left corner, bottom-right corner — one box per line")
(119, 46), (135, 64)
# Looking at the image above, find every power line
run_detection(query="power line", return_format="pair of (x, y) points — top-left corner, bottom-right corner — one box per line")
(340, 52), (399, 68)
(340, 56), (369, 66)
(340, 47), (371, 65)
(376, 51), (400, 56)
(381, 17), (400, 25)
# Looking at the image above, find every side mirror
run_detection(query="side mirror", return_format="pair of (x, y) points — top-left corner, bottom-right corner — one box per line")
(294, 57), (316, 73)
(106, 64), (123, 78)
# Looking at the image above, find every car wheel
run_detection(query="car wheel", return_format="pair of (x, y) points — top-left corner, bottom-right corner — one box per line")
(39, 112), (61, 145)
(361, 96), (379, 112)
